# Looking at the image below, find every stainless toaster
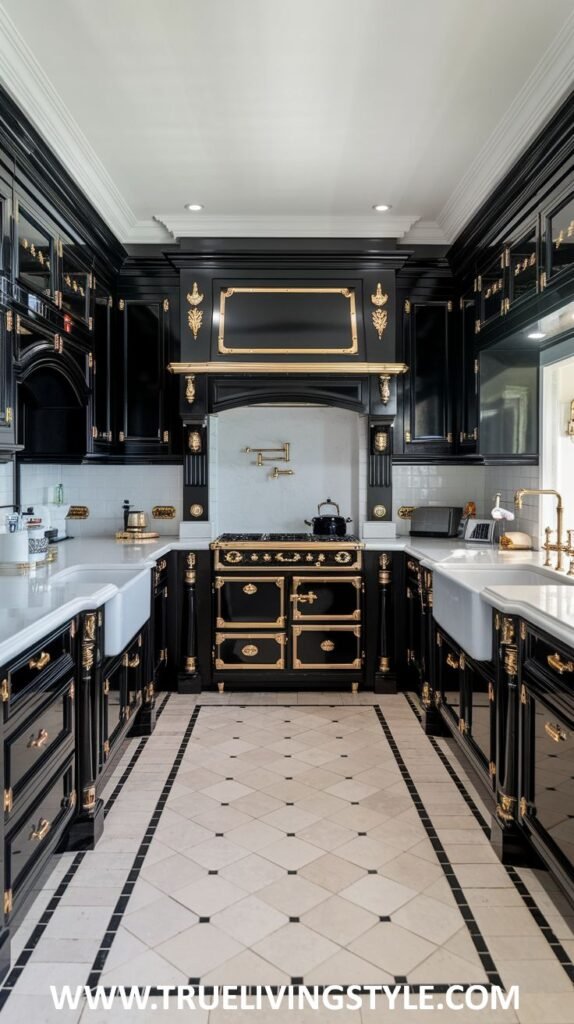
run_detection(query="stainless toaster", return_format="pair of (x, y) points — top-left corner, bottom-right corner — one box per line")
(410, 506), (463, 537)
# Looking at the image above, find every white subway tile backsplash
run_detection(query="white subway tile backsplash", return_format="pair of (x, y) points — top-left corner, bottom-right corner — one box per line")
(0, 461), (14, 509)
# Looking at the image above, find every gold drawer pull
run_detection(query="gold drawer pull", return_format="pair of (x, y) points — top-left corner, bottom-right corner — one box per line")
(290, 592), (318, 604)
(127, 654), (140, 669)
(29, 818), (51, 842)
(29, 651), (50, 671)
(547, 653), (574, 675)
(321, 639), (335, 652)
(243, 584), (258, 595)
(241, 644), (259, 657)
(446, 653), (460, 670)
(545, 721), (567, 743)
(27, 728), (49, 749)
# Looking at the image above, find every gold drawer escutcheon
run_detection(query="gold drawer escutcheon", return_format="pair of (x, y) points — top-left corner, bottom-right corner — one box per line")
(29, 651), (50, 671)
(320, 640), (335, 652)
(241, 644), (259, 657)
(243, 584), (258, 595)
(547, 652), (574, 674)
(29, 818), (51, 842)
(27, 728), (49, 749)
(544, 721), (567, 743)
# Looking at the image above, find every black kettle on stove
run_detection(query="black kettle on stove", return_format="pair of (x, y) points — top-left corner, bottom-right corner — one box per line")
(305, 498), (352, 537)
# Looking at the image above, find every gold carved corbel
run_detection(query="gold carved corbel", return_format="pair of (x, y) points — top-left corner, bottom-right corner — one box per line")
(187, 282), (204, 340)
(185, 374), (196, 405)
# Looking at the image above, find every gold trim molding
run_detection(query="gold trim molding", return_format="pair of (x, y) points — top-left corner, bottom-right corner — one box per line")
(169, 361), (408, 375)
(218, 286), (358, 355)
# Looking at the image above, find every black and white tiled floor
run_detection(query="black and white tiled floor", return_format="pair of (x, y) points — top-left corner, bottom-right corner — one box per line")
(2, 692), (574, 1022)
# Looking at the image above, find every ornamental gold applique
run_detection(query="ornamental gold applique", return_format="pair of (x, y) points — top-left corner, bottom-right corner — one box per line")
(187, 282), (204, 340)
(371, 282), (389, 340)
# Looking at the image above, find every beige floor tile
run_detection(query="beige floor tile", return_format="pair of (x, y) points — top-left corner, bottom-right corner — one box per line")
(258, 874), (332, 915)
(260, 836), (324, 870)
(302, 893), (378, 945)
(172, 875), (247, 916)
(219, 851), (286, 892)
(378, 851), (443, 891)
(225, 819), (285, 851)
(497, 958), (574, 993)
(202, 948), (291, 985)
(349, 922), (436, 975)
(252, 922), (339, 976)
(297, 818), (357, 852)
(200, 779), (254, 803)
(336, 835), (404, 870)
(392, 893), (464, 945)
(516, 992), (574, 1023)
(471, 905), (546, 937)
(212, 894), (288, 945)
(340, 873), (417, 915)
(189, 804), (252, 831)
(100, 948), (189, 986)
(140, 852), (207, 894)
(122, 895), (198, 947)
(157, 922), (245, 978)
(299, 851), (366, 892)
(305, 947), (393, 984)
(260, 805), (321, 833)
(184, 836), (250, 869)
(408, 947), (487, 983)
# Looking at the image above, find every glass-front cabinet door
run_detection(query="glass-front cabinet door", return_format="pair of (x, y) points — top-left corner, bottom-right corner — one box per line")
(544, 186), (574, 284)
(61, 237), (93, 327)
(506, 223), (539, 308)
(478, 250), (505, 330)
(0, 304), (15, 445)
(92, 283), (113, 446)
(402, 299), (454, 454)
(479, 345), (538, 458)
(14, 200), (56, 302)
(117, 297), (170, 452)
(458, 294), (479, 451)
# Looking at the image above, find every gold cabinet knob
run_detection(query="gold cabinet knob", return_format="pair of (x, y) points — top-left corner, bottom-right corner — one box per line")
(446, 652), (460, 670)
(320, 639), (335, 652)
(243, 584), (258, 595)
(544, 721), (567, 743)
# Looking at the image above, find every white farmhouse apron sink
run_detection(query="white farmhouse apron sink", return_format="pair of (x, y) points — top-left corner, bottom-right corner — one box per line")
(50, 565), (151, 656)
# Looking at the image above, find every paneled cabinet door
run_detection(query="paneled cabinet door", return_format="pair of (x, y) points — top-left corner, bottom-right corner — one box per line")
(0, 305), (15, 446)
(92, 285), (113, 448)
(116, 297), (171, 454)
(402, 299), (454, 455)
(457, 296), (479, 453)
(13, 197), (58, 304)
(542, 182), (574, 286)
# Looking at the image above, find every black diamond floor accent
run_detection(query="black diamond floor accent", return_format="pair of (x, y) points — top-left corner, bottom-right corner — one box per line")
(289, 917), (300, 923)
(208, 870), (218, 875)
(287, 870), (297, 875)
(198, 917), (210, 924)
(380, 915), (391, 922)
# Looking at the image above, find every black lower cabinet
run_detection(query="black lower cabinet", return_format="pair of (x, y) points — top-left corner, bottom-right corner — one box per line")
(465, 655), (496, 790)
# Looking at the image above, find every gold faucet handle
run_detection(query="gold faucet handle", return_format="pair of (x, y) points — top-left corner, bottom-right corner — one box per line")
(543, 526), (553, 567)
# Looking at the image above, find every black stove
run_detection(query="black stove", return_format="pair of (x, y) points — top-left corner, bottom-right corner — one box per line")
(217, 533), (361, 543)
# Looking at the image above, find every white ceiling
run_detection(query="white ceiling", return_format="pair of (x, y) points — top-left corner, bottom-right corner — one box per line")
(1, 0), (573, 244)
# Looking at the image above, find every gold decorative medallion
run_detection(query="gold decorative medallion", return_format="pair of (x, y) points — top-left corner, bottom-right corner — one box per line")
(188, 431), (202, 453)
(320, 639), (335, 652)
(187, 282), (204, 340)
(371, 283), (389, 339)
(190, 504), (204, 518)
(241, 644), (259, 657)
(372, 504), (387, 519)
(243, 584), (258, 595)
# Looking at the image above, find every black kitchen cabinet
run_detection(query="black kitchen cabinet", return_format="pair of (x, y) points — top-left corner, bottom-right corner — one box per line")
(13, 196), (58, 306)
(542, 179), (574, 286)
(60, 236), (94, 330)
(465, 656), (496, 790)
(91, 282), (114, 449)
(116, 296), (175, 458)
(0, 304), (15, 449)
(457, 295), (479, 452)
(401, 297), (455, 457)
(152, 557), (169, 690)
(435, 629), (466, 732)
(479, 344), (539, 460)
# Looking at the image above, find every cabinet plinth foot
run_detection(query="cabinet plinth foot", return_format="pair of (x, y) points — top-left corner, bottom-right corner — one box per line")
(177, 673), (202, 694)
(61, 797), (104, 852)
(218, 681), (225, 694)
(374, 672), (397, 694)
(129, 701), (157, 736)
(489, 813), (541, 866)
(421, 706), (450, 736)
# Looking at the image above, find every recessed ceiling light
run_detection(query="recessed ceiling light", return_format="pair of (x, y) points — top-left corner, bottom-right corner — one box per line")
(372, 204), (391, 212)
(527, 331), (546, 339)
(185, 203), (203, 211)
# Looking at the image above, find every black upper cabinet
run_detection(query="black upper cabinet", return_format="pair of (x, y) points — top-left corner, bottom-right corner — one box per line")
(116, 295), (174, 457)
(542, 180), (574, 287)
(13, 196), (58, 306)
(91, 283), (113, 448)
(457, 295), (479, 453)
(0, 304), (15, 449)
(401, 297), (454, 457)
(60, 237), (94, 330)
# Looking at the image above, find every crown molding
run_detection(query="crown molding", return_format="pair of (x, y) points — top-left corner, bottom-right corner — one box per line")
(401, 220), (448, 245)
(153, 212), (421, 240)
(438, 10), (574, 243)
(0, 3), (136, 240)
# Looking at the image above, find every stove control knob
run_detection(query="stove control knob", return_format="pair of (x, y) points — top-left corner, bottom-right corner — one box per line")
(335, 550), (352, 564)
(225, 550), (243, 564)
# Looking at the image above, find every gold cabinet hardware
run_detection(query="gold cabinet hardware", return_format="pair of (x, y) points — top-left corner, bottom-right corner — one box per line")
(276, 552), (301, 563)
(539, 270), (547, 291)
(243, 584), (258, 595)
(290, 591), (318, 604)
(163, 298), (169, 312)
(404, 299), (411, 314)
(4, 788), (12, 813)
(103, 740), (110, 758)
(519, 796), (528, 817)
(488, 681), (495, 702)
(446, 652), (459, 670)
(520, 684), (527, 705)
(91, 426), (98, 439)
(334, 550), (352, 564)
(162, 430), (170, 444)
(488, 762), (496, 777)
(405, 431), (412, 443)
(372, 505), (387, 519)
(544, 721), (567, 743)
(547, 652), (574, 675)
(124, 654), (140, 669)
(190, 504), (204, 518)
(446, 432), (453, 444)
(103, 678), (110, 695)
(69, 682), (75, 701)
(118, 431), (125, 442)
(321, 639), (335, 652)
(458, 717), (467, 733)
(241, 644), (259, 657)
(29, 651), (50, 671)
(4, 890), (12, 916)
(0, 678), (9, 702)
(5, 407), (12, 425)
(436, 633), (443, 647)
(27, 728), (49, 749)
(520, 621), (527, 641)
(29, 818), (51, 842)
(5, 309), (13, 332)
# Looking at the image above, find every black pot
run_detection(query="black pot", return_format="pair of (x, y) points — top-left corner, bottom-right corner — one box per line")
(305, 499), (352, 537)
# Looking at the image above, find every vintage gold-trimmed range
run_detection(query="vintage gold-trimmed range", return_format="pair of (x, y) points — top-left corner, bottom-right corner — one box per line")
(211, 533), (365, 687)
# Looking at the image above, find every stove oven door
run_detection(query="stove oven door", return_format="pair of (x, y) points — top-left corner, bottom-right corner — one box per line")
(215, 632), (286, 670)
(290, 576), (362, 621)
(292, 625), (362, 670)
(215, 576), (285, 628)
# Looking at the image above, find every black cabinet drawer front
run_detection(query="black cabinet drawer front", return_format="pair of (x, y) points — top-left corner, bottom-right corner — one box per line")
(6, 624), (74, 710)
(437, 632), (464, 723)
(292, 625), (361, 670)
(525, 694), (574, 869)
(524, 626), (574, 692)
(6, 678), (74, 807)
(215, 633), (285, 670)
(216, 577), (285, 628)
(6, 757), (75, 907)
(291, 577), (361, 621)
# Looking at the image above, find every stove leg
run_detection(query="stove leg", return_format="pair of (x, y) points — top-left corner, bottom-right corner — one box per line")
(217, 681), (225, 694)
(351, 681), (359, 694)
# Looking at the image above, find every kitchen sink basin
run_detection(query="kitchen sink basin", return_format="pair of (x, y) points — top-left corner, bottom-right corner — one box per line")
(50, 565), (151, 656)
(433, 565), (574, 662)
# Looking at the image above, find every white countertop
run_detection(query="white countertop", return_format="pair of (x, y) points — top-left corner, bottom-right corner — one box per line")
(2, 533), (574, 668)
